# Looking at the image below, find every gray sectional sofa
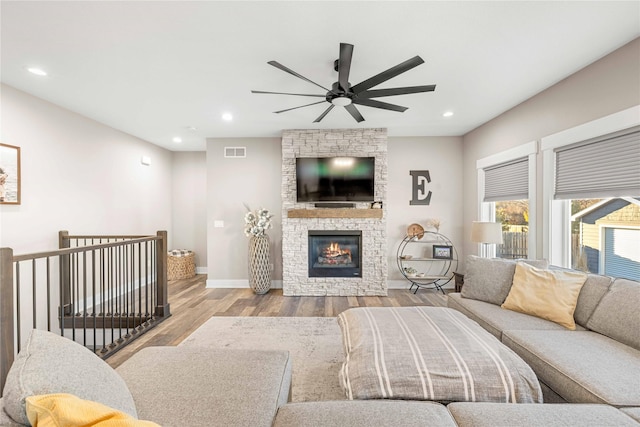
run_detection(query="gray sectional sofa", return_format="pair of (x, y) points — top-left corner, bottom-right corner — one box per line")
(2, 256), (640, 426)
(274, 256), (640, 426)
(447, 256), (640, 408)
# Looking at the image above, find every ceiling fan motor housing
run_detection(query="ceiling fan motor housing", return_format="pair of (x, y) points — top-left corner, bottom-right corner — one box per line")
(328, 81), (353, 105)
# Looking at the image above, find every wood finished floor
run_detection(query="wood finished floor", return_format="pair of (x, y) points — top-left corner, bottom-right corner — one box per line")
(106, 274), (448, 368)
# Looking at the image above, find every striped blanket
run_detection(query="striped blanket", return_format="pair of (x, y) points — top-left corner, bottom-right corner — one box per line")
(337, 306), (542, 403)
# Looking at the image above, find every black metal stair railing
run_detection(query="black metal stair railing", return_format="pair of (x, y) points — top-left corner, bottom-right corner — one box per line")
(0, 230), (170, 396)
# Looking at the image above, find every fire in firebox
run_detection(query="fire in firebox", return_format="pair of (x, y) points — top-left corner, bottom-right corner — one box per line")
(318, 242), (352, 265)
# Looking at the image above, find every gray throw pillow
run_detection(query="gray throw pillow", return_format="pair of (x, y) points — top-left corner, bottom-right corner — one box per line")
(460, 255), (549, 305)
(2, 329), (137, 425)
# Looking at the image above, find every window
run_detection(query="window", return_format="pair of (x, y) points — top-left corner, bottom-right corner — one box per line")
(495, 199), (529, 259)
(477, 141), (537, 259)
(571, 197), (640, 280)
(542, 106), (640, 277)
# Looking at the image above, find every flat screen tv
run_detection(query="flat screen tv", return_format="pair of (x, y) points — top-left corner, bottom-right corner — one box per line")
(296, 157), (375, 202)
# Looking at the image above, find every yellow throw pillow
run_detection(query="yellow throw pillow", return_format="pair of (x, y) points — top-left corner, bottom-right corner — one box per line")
(26, 393), (160, 427)
(501, 263), (587, 330)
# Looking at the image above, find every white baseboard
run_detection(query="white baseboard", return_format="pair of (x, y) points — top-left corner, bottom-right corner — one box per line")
(204, 278), (448, 292)
(196, 266), (207, 274)
(206, 279), (283, 289)
(387, 279), (454, 290)
(387, 280), (412, 289)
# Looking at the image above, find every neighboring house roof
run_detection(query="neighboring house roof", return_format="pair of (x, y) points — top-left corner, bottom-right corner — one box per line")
(571, 197), (640, 221)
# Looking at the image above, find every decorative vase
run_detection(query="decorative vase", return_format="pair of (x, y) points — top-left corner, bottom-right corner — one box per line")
(248, 235), (271, 294)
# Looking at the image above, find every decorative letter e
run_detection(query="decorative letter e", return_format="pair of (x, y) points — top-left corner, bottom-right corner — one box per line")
(410, 170), (432, 205)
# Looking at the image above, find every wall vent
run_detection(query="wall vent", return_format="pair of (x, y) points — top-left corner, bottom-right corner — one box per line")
(224, 147), (246, 158)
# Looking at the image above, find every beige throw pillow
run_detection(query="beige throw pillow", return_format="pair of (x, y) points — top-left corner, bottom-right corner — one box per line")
(502, 262), (587, 330)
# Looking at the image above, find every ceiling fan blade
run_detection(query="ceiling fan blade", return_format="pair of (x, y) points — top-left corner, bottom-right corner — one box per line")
(345, 104), (365, 123)
(338, 43), (354, 92)
(274, 100), (326, 114)
(352, 98), (408, 112)
(351, 56), (425, 94)
(313, 105), (335, 123)
(268, 61), (332, 93)
(252, 90), (325, 97)
(356, 85), (436, 98)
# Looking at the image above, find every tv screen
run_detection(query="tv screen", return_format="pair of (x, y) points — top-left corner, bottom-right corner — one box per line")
(296, 157), (375, 202)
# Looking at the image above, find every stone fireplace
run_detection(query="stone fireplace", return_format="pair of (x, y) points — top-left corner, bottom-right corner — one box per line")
(281, 128), (388, 296)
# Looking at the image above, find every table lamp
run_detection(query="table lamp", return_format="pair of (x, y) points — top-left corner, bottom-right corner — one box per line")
(471, 221), (503, 256)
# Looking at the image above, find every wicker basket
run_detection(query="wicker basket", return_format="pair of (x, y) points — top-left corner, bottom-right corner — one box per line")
(168, 250), (196, 280)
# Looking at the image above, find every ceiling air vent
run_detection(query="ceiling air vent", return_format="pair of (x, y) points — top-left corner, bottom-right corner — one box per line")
(224, 147), (246, 158)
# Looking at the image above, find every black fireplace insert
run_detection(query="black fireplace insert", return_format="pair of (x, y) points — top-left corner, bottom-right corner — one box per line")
(308, 230), (362, 278)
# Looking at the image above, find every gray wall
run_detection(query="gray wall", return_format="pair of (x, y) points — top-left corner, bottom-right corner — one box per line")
(462, 37), (640, 260)
(206, 137), (283, 286)
(171, 151), (207, 269)
(0, 84), (173, 253)
(204, 134), (464, 289)
(387, 136), (463, 283)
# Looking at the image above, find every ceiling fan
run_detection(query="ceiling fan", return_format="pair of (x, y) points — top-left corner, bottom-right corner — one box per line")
(252, 42), (436, 123)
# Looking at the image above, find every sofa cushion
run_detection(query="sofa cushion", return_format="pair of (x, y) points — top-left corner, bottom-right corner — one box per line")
(116, 346), (292, 427)
(273, 401), (457, 427)
(26, 394), (159, 427)
(502, 330), (640, 407)
(501, 263), (587, 330)
(460, 256), (548, 305)
(2, 329), (137, 426)
(447, 293), (582, 340)
(573, 273), (613, 327)
(0, 399), (23, 427)
(620, 407), (640, 424)
(448, 402), (639, 427)
(587, 278), (640, 350)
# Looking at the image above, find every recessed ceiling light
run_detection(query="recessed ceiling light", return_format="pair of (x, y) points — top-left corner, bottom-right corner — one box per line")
(222, 113), (233, 122)
(27, 67), (47, 76)
(173, 137), (182, 143)
(443, 111), (454, 118)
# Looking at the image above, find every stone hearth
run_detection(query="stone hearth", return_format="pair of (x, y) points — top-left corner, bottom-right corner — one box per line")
(281, 128), (388, 296)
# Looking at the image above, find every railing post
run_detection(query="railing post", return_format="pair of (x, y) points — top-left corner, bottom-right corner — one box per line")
(154, 231), (170, 317)
(58, 231), (72, 315)
(0, 247), (15, 397)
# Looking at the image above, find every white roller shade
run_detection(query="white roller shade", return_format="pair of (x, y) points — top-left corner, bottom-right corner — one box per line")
(483, 157), (528, 202)
(555, 127), (640, 200)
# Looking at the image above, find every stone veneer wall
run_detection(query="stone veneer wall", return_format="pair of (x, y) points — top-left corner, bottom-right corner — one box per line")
(281, 128), (388, 296)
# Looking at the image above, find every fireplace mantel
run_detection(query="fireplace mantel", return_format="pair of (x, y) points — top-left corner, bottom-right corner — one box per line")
(287, 208), (383, 219)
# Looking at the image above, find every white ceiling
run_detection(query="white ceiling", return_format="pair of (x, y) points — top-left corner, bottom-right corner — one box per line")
(2, 1), (639, 151)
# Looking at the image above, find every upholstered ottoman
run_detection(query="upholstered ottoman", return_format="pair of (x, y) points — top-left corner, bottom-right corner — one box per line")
(337, 306), (542, 403)
(273, 400), (457, 427)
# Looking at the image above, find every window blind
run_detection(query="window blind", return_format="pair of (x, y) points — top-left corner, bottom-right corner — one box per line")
(483, 157), (528, 202)
(555, 126), (640, 200)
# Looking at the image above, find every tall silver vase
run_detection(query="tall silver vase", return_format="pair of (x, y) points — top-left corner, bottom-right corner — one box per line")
(249, 234), (271, 294)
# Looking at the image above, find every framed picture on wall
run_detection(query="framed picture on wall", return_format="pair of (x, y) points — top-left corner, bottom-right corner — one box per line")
(433, 245), (453, 259)
(0, 143), (21, 205)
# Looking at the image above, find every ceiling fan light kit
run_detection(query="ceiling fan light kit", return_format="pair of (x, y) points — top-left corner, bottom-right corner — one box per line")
(252, 43), (436, 123)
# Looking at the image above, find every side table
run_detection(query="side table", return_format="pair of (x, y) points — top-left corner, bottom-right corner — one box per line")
(453, 272), (464, 293)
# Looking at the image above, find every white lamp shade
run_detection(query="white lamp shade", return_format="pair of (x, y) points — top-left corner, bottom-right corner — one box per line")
(471, 222), (503, 244)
